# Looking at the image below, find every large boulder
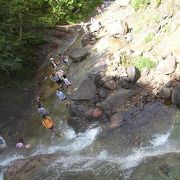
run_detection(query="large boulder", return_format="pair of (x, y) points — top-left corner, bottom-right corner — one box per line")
(156, 55), (176, 75)
(68, 103), (88, 117)
(70, 79), (97, 101)
(4, 154), (58, 180)
(69, 48), (90, 62)
(98, 88), (136, 112)
(172, 84), (180, 106)
(159, 87), (172, 100)
(107, 20), (128, 37)
(92, 107), (103, 119)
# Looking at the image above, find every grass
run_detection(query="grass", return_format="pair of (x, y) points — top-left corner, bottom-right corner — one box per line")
(144, 33), (155, 43)
(131, 0), (150, 10)
(120, 53), (156, 71)
(133, 56), (156, 71)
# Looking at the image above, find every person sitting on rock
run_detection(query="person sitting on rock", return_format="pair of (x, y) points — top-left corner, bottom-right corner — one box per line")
(38, 103), (48, 117)
(51, 72), (64, 89)
(0, 132), (6, 149)
(56, 69), (64, 79)
(62, 75), (71, 89)
(16, 137), (31, 149)
(56, 89), (66, 101)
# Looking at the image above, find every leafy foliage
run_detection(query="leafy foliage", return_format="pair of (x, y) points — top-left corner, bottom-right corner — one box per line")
(133, 56), (156, 71)
(0, 0), (102, 73)
(131, 0), (150, 10)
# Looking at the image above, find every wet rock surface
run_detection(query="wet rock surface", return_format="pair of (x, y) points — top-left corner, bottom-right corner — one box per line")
(130, 153), (180, 180)
(70, 79), (97, 101)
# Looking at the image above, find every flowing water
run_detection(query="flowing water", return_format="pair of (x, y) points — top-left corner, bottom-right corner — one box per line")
(1, 115), (180, 180)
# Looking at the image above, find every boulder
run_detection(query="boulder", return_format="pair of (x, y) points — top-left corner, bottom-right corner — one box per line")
(126, 66), (140, 83)
(70, 79), (97, 101)
(98, 88), (109, 99)
(107, 20), (128, 37)
(172, 84), (180, 106)
(67, 116), (89, 133)
(69, 48), (90, 62)
(85, 108), (95, 119)
(159, 87), (172, 100)
(68, 103), (88, 117)
(156, 55), (176, 75)
(103, 80), (117, 90)
(98, 88), (136, 112)
(109, 112), (123, 129)
(92, 107), (103, 119)
(87, 70), (106, 86)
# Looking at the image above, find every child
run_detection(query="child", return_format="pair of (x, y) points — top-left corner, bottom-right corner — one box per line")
(56, 89), (66, 101)
(16, 138), (31, 149)
(62, 75), (71, 88)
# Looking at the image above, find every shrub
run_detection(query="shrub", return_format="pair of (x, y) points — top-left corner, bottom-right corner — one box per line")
(131, 0), (150, 10)
(144, 33), (155, 43)
(133, 56), (156, 71)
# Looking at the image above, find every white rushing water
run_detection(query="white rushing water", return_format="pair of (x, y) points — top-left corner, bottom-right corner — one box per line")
(31, 124), (101, 156)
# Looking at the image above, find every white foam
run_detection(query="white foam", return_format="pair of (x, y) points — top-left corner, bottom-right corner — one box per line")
(32, 125), (101, 155)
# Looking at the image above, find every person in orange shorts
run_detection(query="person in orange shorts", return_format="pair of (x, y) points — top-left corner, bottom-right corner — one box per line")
(42, 115), (61, 137)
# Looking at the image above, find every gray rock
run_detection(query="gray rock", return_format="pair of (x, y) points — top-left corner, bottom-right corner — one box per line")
(107, 20), (128, 36)
(70, 79), (97, 101)
(98, 88), (136, 111)
(103, 80), (117, 90)
(172, 85), (180, 106)
(98, 88), (109, 98)
(156, 55), (176, 75)
(69, 48), (90, 62)
(126, 66), (140, 83)
(68, 103), (88, 117)
(159, 87), (172, 100)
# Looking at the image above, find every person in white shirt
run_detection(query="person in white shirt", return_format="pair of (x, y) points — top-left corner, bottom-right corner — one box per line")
(50, 57), (58, 69)
(62, 75), (71, 88)
(56, 89), (66, 101)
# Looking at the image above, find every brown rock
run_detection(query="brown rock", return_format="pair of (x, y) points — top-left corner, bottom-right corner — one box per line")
(92, 108), (103, 119)
(109, 112), (123, 129)
(103, 80), (117, 90)
(85, 108), (95, 119)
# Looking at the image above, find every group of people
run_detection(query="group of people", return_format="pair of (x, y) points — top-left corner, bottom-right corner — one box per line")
(36, 52), (72, 137)
(0, 53), (72, 152)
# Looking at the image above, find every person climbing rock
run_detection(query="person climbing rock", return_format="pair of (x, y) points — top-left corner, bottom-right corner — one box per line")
(50, 57), (58, 69)
(59, 54), (69, 68)
(16, 138), (31, 149)
(51, 72), (64, 89)
(56, 89), (66, 101)
(62, 75), (71, 89)
(38, 103), (48, 117)
(0, 132), (6, 149)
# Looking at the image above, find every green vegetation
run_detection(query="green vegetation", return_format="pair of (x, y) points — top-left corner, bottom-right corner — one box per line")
(131, 0), (162, 10)
(133, 56), (156, 71)
(120, 53), (156, 71)
(131, 0), (150, 10)
(144, 33), (155, 43)
(0, 0), (102, 74)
